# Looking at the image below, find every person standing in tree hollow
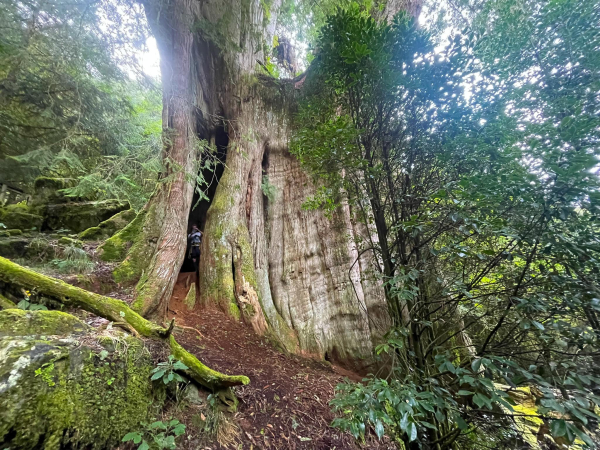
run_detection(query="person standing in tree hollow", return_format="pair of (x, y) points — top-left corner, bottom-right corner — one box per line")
(188, 224), (202, 274)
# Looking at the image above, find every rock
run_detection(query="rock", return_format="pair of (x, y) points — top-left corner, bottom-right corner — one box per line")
(31, 177), (78, 205)
(0, 236), (55, 261)
(183, 383), (205, 405)
(6, 229), (22, 236)
(79, 209), (136, 241)
(0, 309), (89, 337)
(0, 231), (8, 238)
(0, 238), (29, 259)
(58, 236), (83, 248)
(44, 200), (129, 233)
(0, 309), (157, 450)
(0, 204), (44, 231)
(98, 209), (146, 264)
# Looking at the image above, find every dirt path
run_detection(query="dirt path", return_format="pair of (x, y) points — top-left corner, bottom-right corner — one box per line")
(167, 274), (393, 450)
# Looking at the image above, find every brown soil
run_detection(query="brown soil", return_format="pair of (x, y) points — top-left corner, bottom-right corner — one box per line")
(167, 273), (395, 450)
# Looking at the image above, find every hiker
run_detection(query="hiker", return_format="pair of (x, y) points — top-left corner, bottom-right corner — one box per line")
(188, 224), (203, 273)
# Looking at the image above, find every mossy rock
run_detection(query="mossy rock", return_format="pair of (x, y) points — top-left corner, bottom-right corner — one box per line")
(0, 204), (44, 231)
(0, 236), (55, 261)
(0, 309), (89, 337)
(0, 309), (157, 450)
(7, 229), (22, 236)
(31, 177), (78, 205)
(44, 200), (129, 233)
(79, 209), (136, 241)
(98, 209), (146, 263)
(58, 236), (83, 248)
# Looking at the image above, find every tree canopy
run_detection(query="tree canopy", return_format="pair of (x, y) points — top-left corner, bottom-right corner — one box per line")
(0, 0), (161, 209)
(292, 1), (600, 448)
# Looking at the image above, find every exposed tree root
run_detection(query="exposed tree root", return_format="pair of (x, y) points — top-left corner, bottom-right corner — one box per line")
(0, 256), (250, 390)
(0, 292), (16, 309)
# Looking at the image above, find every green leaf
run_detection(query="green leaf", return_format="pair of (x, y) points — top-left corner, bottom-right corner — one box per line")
(456, 416), (468, 430)
(374, 420), (384, 439)
(172, 361), (189, 371)
(457, 390), (473, 396)
(550, 419), (567, 438)
(150, 370), (165, 381)
(122, 432), (142, 443)
(138, 440), (150, 450)
(531, 321), (545, 331)
(407, 422), (417, 442)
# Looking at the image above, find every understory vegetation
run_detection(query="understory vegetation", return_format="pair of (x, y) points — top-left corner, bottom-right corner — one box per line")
(292, 1), (600, 448)
(0, 0), (162, 209)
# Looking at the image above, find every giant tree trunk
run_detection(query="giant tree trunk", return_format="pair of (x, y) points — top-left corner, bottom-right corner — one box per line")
(125, 0), (423, 370)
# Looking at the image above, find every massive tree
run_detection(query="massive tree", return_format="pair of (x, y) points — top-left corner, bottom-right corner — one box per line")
(116, 0), (423, 369)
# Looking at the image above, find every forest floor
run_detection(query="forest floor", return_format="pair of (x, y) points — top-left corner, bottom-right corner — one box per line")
(164, 273), (395, 450)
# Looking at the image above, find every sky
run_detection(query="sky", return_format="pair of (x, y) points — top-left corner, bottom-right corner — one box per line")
(140, 37), (160, 79)
(131, 1), (440, 81)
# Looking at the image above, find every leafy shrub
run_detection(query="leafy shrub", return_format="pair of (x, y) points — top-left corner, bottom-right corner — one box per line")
(51, 245), (94, 274)
(261, 175), (277, 202)
(151, 355), (189, 386)
(17, 290), (47, 311)
(122, 419), (186, 450)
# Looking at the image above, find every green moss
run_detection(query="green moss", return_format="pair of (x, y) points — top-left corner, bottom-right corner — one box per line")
(79, 209), (136, 241)
(6, 229), (22, 236)
(228, 302), (241, 321)
(0, 310), (89, 337)
(99, 209), (146, 262)
(169, 336), (249, 390)
(0, 256), (166, 339)
(184, 284), (196, 310)
(58, 236), (83, 247)
(0, 330), (156, 449)
(0, 257), (250, 393)
(0, 205), (44, 231)
(0, 293), (17, 310)
(45, 200), (129, 233)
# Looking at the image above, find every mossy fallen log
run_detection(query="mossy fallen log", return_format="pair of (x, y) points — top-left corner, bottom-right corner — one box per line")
(0, 256), (249, 390)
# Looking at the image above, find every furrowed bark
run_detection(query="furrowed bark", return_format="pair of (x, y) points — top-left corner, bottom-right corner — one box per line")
(0, 256), (249, 390)
(130, 0), (199, 321)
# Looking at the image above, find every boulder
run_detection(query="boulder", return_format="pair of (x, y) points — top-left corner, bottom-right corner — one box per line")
(79, 209), (136, 241)
(0, 204), (44, 231)
(0, 309), (157, 450)
(0, 236), (55, 261)
(44, 200), (129, 233)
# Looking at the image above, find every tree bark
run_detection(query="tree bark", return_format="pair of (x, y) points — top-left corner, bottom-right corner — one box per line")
(123, 0), (423, 369)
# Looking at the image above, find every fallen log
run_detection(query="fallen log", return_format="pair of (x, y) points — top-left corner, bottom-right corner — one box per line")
(0, 256), (249, 390)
